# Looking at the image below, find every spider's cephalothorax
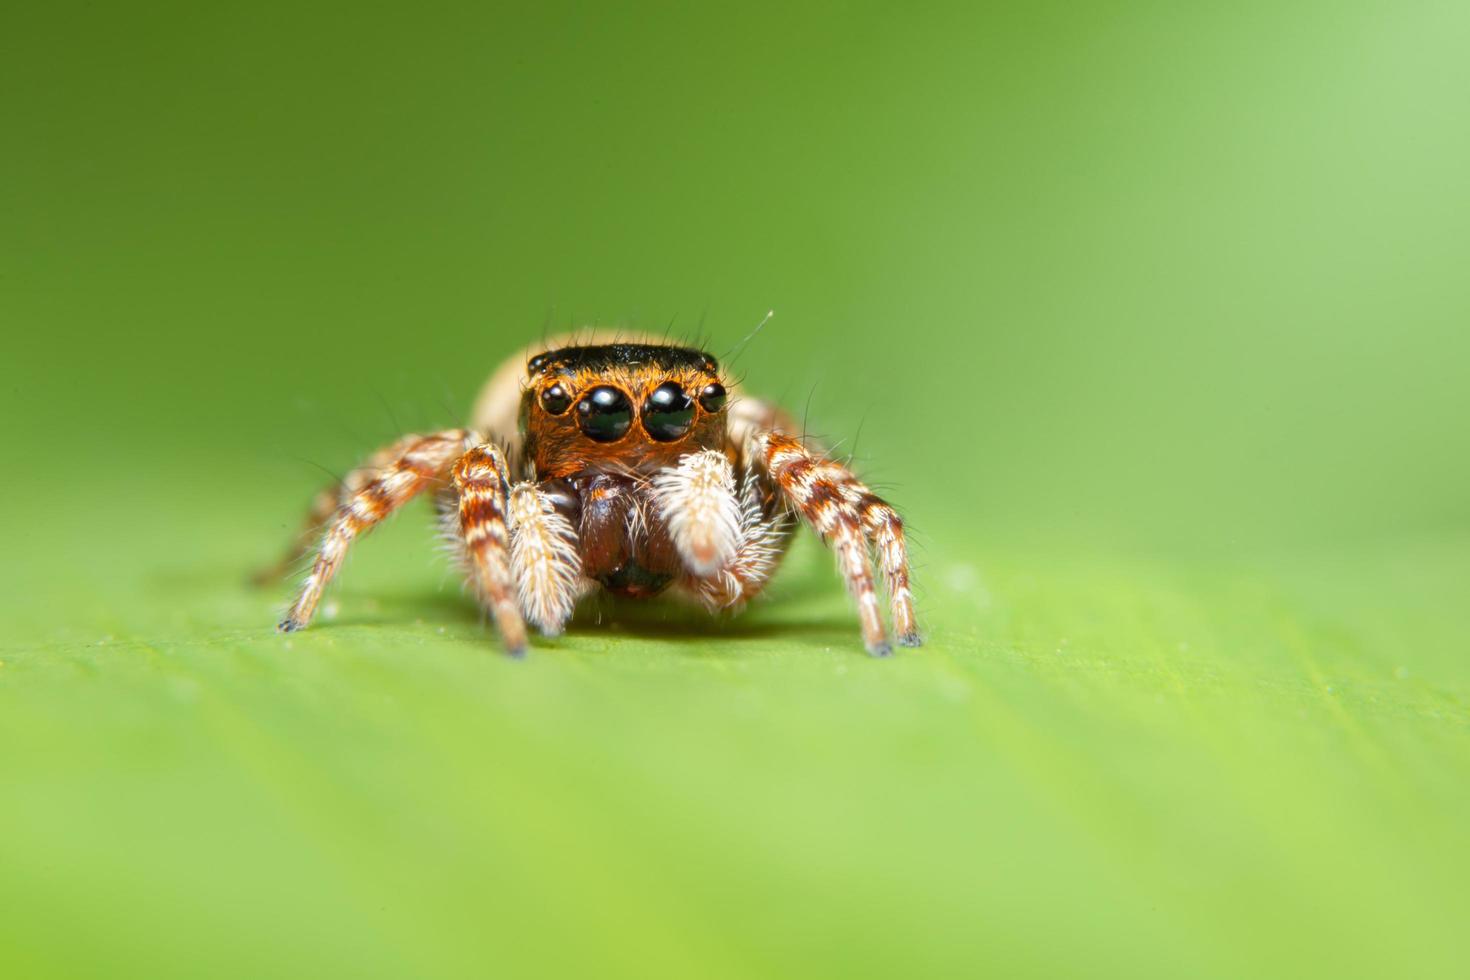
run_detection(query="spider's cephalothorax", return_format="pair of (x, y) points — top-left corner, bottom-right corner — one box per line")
(268, 336), (919, 656)
(521, 343), (729, 479)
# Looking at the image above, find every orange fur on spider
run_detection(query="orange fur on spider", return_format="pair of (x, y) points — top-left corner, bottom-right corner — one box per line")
(521, 346), (730, 480)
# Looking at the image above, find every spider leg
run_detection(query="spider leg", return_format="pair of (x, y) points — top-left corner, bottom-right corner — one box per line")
(756, 430), (921, 654)
(851, 487), (919, 645)
(252, 487), (339, 585)
(506, 481), (587, 636)
(278, 429), (475, 633)
(451, 444), (530, 656)
(254, 434), (425, 584)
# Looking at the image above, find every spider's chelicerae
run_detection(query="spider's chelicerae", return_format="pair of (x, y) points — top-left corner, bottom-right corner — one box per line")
(269, 337), (919, 656)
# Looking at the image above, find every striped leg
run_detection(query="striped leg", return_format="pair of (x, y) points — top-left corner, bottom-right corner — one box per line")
(255, 434), (427, 584)
(758, 432), (920, 654)
(278, 429), (473, 633)
(856, 492), (919, 645)
(452, 445), (529, 656)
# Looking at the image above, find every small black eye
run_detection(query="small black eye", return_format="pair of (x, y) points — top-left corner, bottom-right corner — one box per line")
(698, 382), (727, 413)
(576, 386), (632, 442)
(540, 383), (572, 415)
(642, 382), (695, 441)
(527, 352), (553, 374)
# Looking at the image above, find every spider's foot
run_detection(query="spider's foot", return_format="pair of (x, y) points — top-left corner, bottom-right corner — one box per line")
(504, 643), (528, 660)
(277, 618), (304, 634)
(898, 631), (924, 648)
(866, 639), (894, 658)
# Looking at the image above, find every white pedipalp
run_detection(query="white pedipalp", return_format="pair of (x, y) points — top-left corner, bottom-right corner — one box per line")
(651, 450), (741, 577)
(684, 461), (793, 611)
(507, 482), (585, 635)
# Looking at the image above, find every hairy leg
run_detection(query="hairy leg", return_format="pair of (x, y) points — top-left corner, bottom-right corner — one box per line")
(278, 429), (475, 633)
(757, 431), (920, 654)
(255, 435), (427, 584)
(853, 489), (918, 644)
(451, 444), (530, 656)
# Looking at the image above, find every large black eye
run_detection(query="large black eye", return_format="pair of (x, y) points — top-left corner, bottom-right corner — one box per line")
(698, 382), (727, 413)
(642, 382), (695, 441)
(540, 383), (572, 415)
(576, 386), (632, 442)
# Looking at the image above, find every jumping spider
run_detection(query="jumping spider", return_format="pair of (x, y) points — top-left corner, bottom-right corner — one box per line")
(268, 336), (919, 656)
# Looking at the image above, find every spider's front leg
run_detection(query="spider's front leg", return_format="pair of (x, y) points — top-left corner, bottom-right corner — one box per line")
(449, 445), (533, 656)
(278, 429), (476, 633)
(441, 467), (586, 651)
(757, 431), (920, 656)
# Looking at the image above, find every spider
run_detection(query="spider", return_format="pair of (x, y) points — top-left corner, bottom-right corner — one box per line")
(267, 336), (919, 656)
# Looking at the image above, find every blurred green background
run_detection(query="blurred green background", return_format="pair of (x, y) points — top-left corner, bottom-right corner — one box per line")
(3, 1), (1468, 977)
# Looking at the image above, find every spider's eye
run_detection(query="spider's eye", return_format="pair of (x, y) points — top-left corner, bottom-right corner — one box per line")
(642, 382), (695, 441)
(698, 382), (727, 413)
(540, 383), (572, 415)
(576, 386), (632, 442)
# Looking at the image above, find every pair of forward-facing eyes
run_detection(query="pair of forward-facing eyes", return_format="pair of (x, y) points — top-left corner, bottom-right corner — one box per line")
(537, 380), (728, 443)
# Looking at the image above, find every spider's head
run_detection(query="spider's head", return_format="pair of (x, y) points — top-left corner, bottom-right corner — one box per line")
(522, 343), (729, 478)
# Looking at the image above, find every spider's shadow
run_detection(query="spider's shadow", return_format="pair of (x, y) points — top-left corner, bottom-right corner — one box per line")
(566, 592), (852, 643)
(357, 580), (855, 650)
(168, 550), (857, 652)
